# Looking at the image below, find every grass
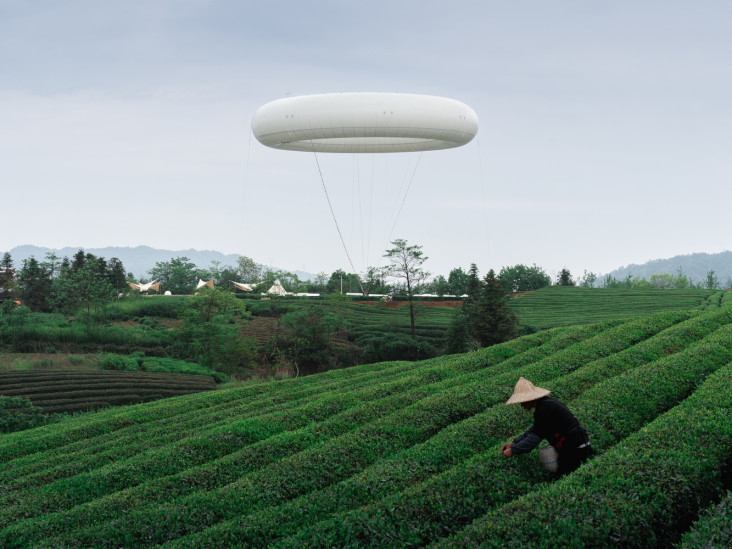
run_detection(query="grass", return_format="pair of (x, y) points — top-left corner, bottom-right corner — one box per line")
(0, 353), (100, 372)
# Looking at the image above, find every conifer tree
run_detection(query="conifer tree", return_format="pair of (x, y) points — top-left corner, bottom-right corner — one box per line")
(0, 252), (15, 301)
(556, 268), (575, 286)
(474, 269), (518, 347)
(17, 257), (53, 312)
(462, 263), (483, 342)
(71, 249), (86, 272)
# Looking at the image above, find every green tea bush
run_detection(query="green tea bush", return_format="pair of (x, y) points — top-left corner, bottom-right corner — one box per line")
(508, 286), (714, 328)
(0, 332), (555, 490)
(43, 316), (677, 546)
(361, 333), (439, 362)
(439, 363), (732, 548)
(105, 296), (188, 320)
(675, 491), (731, 549)
(2, 322), (174, 354)
(0, 396), (48, 434)
(0, 359), (449, 499)
(722, 289), (732, 307)
(269, 313), (723, 549)
(1, 310), (728, 547)
(0, 327), (589, 544)
(100, 353), (225, 382)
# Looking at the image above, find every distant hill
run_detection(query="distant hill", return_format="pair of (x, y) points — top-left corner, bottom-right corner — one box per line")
(601, 250), (732, 287)
(4, 245), (315, 281)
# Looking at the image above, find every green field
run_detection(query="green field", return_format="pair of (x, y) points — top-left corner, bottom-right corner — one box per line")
(507, 286), (721, 328)
(1, 306), (730, 547)
(4, 289), (726, 368)
(242, 288), (725, 353)
(345, 303), (454, 345)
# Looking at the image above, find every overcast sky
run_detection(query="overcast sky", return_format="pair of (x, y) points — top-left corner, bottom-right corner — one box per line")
(2, 1), (730, 280)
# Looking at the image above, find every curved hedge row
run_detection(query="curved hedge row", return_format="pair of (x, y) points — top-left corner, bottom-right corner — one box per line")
(0, 370), (216, 415)
(0, 327), (591, 537)
(675, 491), (731, 549)
(0, 308), (729, 547)
(0, 330), (566, 493)
(267, 318), (732, 548)
(438, 361), (732, 548)
(56, 316), (688, 547)
(0, 327), (563, 464)
(1, 312), (693, 547)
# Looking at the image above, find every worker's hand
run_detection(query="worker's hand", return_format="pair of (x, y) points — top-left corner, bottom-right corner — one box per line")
(501, 442), (513, 458)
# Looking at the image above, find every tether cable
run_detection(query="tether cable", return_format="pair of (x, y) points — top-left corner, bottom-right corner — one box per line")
(311, 149), (366, 295)
(476, 136), (490, 256)
(238, 127), (254, 254)
(385, 150), (423, 246)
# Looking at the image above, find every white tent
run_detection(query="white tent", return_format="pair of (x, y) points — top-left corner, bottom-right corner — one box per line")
(266, 280), (288, 296)
(195, 278), (214, 290)
(231, 281), (254, 292)
(127, 280), (160, 292)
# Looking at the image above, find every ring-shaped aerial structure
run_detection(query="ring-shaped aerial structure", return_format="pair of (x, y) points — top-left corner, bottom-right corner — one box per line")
(251, 92), (479, 153)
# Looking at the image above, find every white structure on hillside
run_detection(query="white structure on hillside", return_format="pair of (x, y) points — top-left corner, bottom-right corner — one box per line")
(127, 280), (161, 292)
(196, 278), (214, 290)
(231, 281), (254, 292)
(266, 280), (288, 296)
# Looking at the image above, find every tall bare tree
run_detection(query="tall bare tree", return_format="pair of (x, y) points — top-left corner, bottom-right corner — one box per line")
(384, 239), (430, 340)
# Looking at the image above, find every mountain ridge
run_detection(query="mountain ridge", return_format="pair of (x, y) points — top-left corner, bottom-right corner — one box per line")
(4, 245), (316, 281)
(601, 250), (732, 286)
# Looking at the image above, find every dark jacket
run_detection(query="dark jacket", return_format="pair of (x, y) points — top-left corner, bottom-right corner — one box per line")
(512, 396), (588, 455)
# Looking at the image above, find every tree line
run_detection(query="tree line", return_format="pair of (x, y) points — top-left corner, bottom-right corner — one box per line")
(3, 246), (725, 318)
(0, 250), (126, 325)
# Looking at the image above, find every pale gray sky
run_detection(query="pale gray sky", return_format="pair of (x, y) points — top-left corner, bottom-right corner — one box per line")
(2, 1), (730, 280)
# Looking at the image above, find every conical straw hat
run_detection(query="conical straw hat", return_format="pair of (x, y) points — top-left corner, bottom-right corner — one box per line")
(506, 377), (551, 405)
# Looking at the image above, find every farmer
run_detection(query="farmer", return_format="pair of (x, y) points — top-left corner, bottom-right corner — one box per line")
(500, 377), (591, 476)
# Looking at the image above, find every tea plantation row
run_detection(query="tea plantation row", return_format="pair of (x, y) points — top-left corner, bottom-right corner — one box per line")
(0, 308), (730, 547)
(507, 286), (718, 328)
(0, 370), (216, 414)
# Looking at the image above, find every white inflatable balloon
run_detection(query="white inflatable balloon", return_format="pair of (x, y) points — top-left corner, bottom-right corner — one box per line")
(251, 92), (479, 153)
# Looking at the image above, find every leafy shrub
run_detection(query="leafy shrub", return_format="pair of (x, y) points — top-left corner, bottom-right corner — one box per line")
(0, 396), (48, 433)
(518, 324), (538, 336)
(137, 317), (165, 330)
(273, 305), (346, 368)
(362, 333), (438, 362)
(360, 334), (439, 363)
(100, 353), (137, 371)
(100, 353), (226, 382)
(105, 296), (188, 321)
(676, 491), (731, 548)
(173, 289), (255, 374)
(244, 299), (293, 318)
